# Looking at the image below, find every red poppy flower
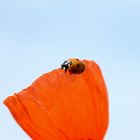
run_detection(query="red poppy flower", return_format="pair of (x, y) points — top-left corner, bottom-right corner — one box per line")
(4, 60), (109, 140)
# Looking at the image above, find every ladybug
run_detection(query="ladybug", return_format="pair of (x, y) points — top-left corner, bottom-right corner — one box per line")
(61, 58), (85, 74)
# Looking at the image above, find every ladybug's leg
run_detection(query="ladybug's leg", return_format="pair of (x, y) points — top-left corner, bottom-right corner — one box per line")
(65, 68), (67, 73)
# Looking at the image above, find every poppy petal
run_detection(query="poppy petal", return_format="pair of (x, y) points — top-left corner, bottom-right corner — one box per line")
(4, 60), (109, 140)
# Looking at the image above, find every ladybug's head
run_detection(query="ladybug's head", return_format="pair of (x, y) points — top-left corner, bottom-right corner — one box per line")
(61, 60), (72, 73)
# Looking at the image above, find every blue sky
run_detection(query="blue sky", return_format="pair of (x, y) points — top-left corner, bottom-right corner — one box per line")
(0, 0), (140, 139)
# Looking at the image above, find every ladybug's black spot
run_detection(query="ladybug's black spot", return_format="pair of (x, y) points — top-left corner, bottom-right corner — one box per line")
(76, 59), (79, 61)
(77, 64), (80, 68)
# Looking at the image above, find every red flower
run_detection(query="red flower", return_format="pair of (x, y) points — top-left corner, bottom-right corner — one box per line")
(4, 60), (109, 140)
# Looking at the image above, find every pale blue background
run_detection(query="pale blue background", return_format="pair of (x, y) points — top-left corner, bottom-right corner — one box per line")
(0, 0), (140, 139)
